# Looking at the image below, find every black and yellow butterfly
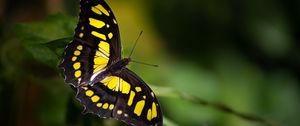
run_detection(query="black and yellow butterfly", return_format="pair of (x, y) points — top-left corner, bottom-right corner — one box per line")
(59, 0), (162, 126)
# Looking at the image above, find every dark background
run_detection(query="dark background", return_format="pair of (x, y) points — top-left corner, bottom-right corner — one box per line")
(0, 0), (299, 126)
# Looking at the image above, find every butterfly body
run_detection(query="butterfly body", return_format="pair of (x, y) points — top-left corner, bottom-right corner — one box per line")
(60, 0), (163, 126)
(88, 58), (130, 85)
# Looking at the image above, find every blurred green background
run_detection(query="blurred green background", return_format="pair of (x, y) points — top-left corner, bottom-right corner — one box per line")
(0, 0), (300, 126)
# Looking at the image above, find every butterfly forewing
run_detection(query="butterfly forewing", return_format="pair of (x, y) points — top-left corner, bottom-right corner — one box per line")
(60, 40), (96, 86)
(60, 0), (121, 87)
(75, 0), (121, 61)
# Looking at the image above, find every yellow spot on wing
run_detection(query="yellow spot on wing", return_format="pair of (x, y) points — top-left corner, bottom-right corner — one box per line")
(95, 57), (108, 65)
(73, 62), (81, 70)
(91, 6), (102, 15)
(75, 70), (81, 78)
(94, 55), (108, 65)
(93, 41), (109, 73)
(93, 65), (107, 72)
(147, 109), (152, 121)
(106, 24), (110, 28)
(109, 104), (114, 110)
(151, 102), (157, 118)
(91, 31), (107, 40)
(72, 56), (77, 61)
(121, 80), (131, 94)
(89, 18), (105, 28)
(99, 41), (110, 56)
(107, 77), (119, 90)
(127, 91), (135, 106)
(134, 100), (145, 116)
(91, 95), (100, 102)
(74, 50), (81, 56)
(135, 87), (142, 92)
(102, 103), (109, 109)
(77, 45), (83, 50)
(79, 33), (83, 38)
(100, 76), (114, 85)
(94, 4), (110, 16)
(101, 76), (132, 94)
(97, 103), (102, 107)
(108, 32), (113, 39)
(113, 19), (117, 24)
(85, 90), (94, 97)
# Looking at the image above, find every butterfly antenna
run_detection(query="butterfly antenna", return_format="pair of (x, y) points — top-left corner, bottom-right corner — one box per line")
(128, 31), (143, 58)
(128, 31), (159, 67)
(131, 59), (159, 67)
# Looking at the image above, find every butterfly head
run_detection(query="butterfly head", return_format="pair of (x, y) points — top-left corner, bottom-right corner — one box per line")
(117, 57), (132, 68)
(123, 57), (132, 64)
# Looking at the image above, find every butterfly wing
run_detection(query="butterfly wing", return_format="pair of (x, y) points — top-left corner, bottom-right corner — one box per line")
(76, 68), (163, 126)
(60, 0), (121, 87)
(76, 84), (117, 118)
(113, 68), (163, 126)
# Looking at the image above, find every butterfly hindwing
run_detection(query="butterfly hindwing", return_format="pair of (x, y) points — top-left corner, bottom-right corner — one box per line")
(75, 68), (163, 126)
(98, 68), (163, 126)
(76, 84), (117, 118)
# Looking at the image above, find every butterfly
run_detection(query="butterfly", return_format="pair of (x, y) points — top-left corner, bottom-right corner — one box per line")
(59, 0), (163, 126)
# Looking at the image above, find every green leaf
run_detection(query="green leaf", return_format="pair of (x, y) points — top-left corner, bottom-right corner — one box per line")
(14, 13), (76, 44)
(13, 13), (76, 67)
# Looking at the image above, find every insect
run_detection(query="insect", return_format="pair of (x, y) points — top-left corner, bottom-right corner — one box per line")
(59, 0), (163, 126)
